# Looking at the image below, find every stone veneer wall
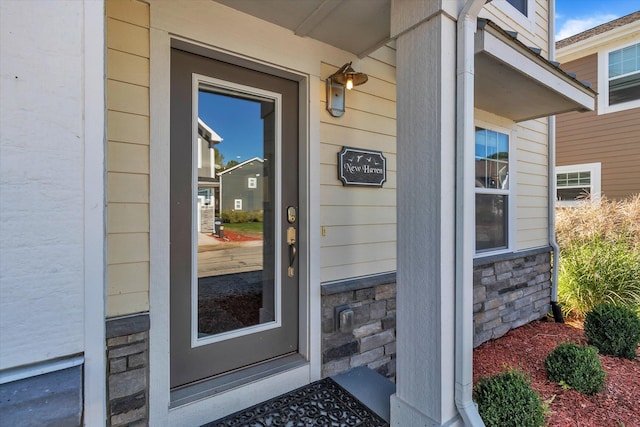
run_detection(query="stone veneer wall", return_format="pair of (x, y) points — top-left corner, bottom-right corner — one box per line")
(473, 247), (552, 347)
(321, 273), (397, 381)
(106, 313), (150, 426)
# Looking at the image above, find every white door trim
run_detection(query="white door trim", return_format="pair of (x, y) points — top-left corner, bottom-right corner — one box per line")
(149, 13), (320, 425)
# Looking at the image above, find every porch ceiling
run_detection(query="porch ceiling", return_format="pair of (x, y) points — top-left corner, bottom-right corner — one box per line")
(213, 0), (391, 57)
(475, 19), (596, 122)
(211, 3), (595, 122)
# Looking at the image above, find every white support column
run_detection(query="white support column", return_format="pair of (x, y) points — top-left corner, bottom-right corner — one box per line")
(390, 2), (461, 426)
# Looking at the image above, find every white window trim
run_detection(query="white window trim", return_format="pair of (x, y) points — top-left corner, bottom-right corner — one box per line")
(597, 40), (640, 115)
(474, 120), (516, 257)
(248, 177), (257, 188)
(487, 0), (535, 33)
(556, 162), (601, 207)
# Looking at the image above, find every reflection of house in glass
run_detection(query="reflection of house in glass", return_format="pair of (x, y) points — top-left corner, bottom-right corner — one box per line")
(197, 118), (222, 233)
(218, 157), (264, 213)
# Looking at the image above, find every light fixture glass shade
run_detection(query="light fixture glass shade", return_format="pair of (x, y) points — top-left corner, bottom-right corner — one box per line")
(330, 62), (368, 89)
(326, 62), (369, 117)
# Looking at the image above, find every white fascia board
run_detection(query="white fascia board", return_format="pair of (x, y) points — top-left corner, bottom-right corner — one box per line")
(217, 156), (264, 175)
(556, 21), (640, 63)
(197, 117), (223, 143)
(480, 29), (595, 112)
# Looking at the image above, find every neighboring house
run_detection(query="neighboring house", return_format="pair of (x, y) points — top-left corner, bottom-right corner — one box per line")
(0, 1), (594, 426)
(555, 11), (640, 205)
(197, 118), (222, 232)
(218, 157), (264, 213)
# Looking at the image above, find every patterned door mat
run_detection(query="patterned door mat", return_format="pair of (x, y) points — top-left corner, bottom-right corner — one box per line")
(202, 377), (389, 426)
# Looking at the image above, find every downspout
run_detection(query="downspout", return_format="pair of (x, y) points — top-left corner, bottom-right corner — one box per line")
(455, 0), (486, 425)
(547, 0), (564, 323)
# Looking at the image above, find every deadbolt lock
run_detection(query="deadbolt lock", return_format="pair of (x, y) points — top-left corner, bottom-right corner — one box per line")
(287, 206), (297, 223)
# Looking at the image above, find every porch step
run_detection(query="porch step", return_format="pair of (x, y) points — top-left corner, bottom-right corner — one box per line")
(331, 366), (396, 423)
(203, 368), (394, 426)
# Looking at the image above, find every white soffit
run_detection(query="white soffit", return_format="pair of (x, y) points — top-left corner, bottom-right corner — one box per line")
(475, 20), (596, 122)
(214, 0), (391, 57)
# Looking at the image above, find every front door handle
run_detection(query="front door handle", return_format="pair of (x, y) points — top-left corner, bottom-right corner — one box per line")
(287, 226), (296, 277)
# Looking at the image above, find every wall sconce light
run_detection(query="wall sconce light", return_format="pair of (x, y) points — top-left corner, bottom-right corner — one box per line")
(326, 62), (368, 117)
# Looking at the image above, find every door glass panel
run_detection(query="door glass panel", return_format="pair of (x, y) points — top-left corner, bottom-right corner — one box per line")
(195, 81), (279, 344)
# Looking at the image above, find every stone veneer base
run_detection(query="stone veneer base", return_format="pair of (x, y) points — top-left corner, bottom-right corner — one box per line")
(106, 313), (150, 427)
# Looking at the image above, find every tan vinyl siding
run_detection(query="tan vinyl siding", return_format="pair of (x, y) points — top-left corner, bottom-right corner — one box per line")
(515, 117), (550, 250)
(556, 54), (640, 200)
(484, 0), (549, 58)
(482, 0), (552, 250)
(319, 53), (397, 282)
(106, 0), (150, 317)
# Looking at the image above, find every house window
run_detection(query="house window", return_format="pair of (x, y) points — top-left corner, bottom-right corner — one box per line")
(556, 163), (601, 207)
(608, 42), (640, 105)
(475, 128), (510, 252)
(599, 41), (640, 113)
(248, 177), (257, 189)
(506, 0), (527, 16)
(234, 199), (243, 210)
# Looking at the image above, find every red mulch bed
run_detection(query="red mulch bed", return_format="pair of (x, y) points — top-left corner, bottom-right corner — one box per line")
(212, 230), (262, 242)
(473, 320), (640, 426)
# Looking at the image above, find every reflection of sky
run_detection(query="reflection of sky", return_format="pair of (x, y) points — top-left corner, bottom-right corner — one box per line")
(475, 128), (508, 159)
(198, 91), (264, 164)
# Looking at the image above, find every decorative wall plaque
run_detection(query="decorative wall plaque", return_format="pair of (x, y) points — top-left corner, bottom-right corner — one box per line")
(338, 147), (387, 187)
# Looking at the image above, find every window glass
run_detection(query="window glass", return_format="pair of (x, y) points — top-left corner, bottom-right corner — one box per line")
(475, 128), (509, 190)
(608, 42), (640, 105)
(475, 127), (509, 253)
(476, 194), (508, 251)
(507, 0), (527, 16)
(556, 171), (592, 202)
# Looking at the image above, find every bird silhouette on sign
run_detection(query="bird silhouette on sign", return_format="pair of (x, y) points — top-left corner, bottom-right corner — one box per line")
(366, 157), (372, 162)
(356, 155), (364, 162)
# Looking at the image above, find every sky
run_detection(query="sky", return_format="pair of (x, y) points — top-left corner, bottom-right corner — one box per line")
(199, 90), (265, 166)
(555, 0), (639, 40)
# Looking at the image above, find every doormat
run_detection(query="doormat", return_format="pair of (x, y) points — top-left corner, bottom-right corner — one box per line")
(202, 377), (389, 427)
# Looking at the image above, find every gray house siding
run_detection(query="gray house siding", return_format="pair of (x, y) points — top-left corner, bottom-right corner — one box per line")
(219, 159), (264, 212)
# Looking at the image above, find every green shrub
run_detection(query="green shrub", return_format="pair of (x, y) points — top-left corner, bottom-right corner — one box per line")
(584, 304), (640, 359)
(544, 342), (605, 395)
(557, 237), (640, 318)
(247, 210), (263, 222)
(221, 210), (263, 223)
(474, 368), (545, 427)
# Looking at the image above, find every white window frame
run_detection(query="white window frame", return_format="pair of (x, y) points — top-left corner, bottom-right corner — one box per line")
(474, 121), (516, 256)
(556, 162), (601, 207)
(247, 176), (257, 189)
(597, 40), (640, 115)
(486, 0), (535, 33)
(234, 198), (243, 210)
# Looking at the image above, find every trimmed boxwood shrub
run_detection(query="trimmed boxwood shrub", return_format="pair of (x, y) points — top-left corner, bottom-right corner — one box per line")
(221, 210), (263, 223)
(544, 342), (605, 395)
(474, 368), (545, 427)
(584, 303), (640, 359)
